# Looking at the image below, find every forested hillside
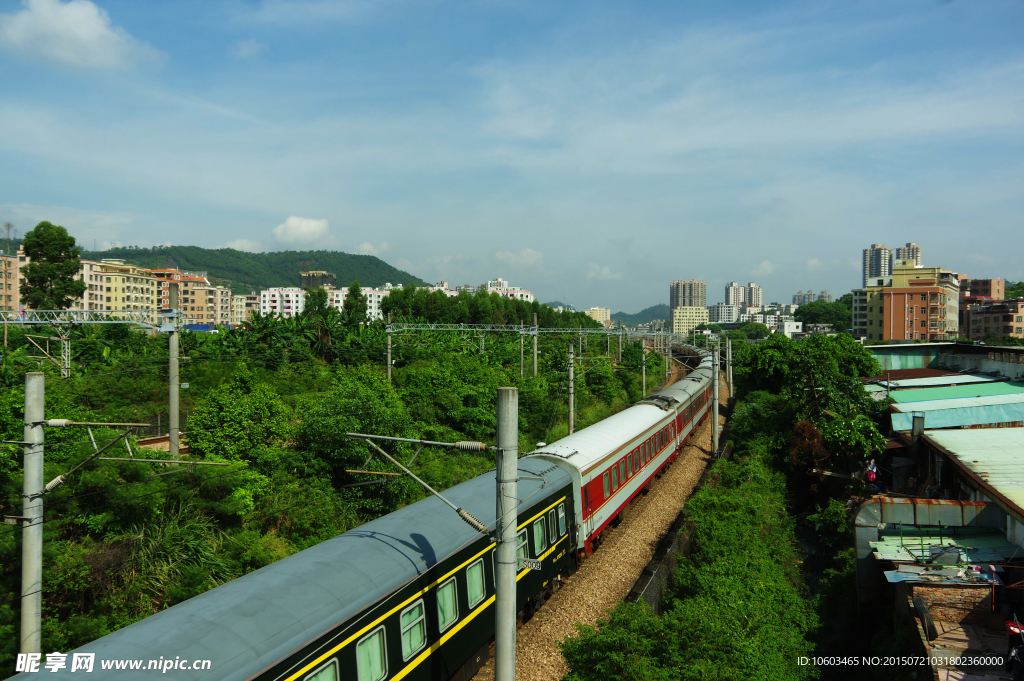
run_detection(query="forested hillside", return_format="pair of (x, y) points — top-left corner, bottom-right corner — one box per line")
(75, 245), (428, 294)
(611, 304), (669, 326)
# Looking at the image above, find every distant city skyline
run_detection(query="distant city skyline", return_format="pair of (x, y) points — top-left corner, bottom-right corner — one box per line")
(1, 0), (1021, 313)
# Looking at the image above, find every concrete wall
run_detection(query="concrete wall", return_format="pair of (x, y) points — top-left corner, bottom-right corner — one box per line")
(868, 345), (947, 371)
(935, 351), (1024, 380)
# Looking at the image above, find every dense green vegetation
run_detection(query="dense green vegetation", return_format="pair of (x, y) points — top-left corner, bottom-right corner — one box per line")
(611, 304), (670, 327)
(0, 283), (661, 677)
(794, 299), (853, 332)
(78, 244), (429, 294)
(561, 333), (903, 680)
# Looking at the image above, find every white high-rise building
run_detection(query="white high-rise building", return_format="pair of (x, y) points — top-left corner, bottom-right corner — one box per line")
(708, 303), (739, 324)
(744, 282), (763, 307)
(724, 281), (744, 306)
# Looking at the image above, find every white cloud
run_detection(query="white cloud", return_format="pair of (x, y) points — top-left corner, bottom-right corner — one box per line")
(752, 260), (775, 276)
(358, 241), (391, 256)
(100, 240), (122, 249)
(495, 248), (544, 268)
(224, 238), (265, 252)
(806, 258), (825, 271)
(271, 216), (329, 244)
(0, 0), (164, 69)
(230, 39), (264, 59)
(587, 263), (622, 281)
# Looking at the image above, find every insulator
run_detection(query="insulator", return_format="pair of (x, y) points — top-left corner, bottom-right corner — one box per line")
(45, 419), (71, 428)
(453, 441), (487, 452)
(44, 474), (66, 493)
(457, 508), (487, 533)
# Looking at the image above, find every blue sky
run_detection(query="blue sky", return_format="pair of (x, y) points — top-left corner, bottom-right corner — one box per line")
(0, 0), (1022, 311)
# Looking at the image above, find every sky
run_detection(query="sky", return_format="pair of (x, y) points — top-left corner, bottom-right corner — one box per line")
(0, 0), (1022, 312)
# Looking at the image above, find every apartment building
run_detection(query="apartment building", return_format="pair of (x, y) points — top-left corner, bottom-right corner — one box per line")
(708, 303), (739, 324)
(94, 260), (159, 324)
(483, 278), (535, 303)
(584, 307), (611, 327)
(792, 290), (833, 305)
(725, 281), (762, 308)
(963, 300), (1024, 342)
(0, 253), (19, 311)
(670, 280), (706, 309)
(863, 244), (893, 288)
(894, 242), (923, 267)
(262, 287), (305, 318)
(852, 265), (960, 342)
(231, 293), (260, 325)
(327, 286), (391, 320)
(151, 269), (231, 325)
(671, 306), (709, 335)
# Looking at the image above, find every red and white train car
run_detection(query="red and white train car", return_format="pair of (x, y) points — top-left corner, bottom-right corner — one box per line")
(525, 350), (714, 555)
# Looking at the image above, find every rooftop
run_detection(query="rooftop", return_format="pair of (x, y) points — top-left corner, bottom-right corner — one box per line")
(889, 381), (1024, 404)
(925, 427), (1024, 519)
(890, 393), (1024, 430)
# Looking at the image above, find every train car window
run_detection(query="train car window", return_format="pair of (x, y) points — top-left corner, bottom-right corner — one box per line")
(627, 455), (632, 477)
(583, 487), (590, 512)
(547, 510), (557, 542)
(611, 467), (618, 490)
(356, 627), (387, 681)
(305, 659), (338, 681)
(467, 560), (485, 608)
(437, 578), (458, 633)
(400, 600), (426, 660)
(516, 530), (528, 561)
(619, 460), (626, 483)
(602, 473), (610, 498)
(558, 504), (567, 536)
(532, 518), (547, 556)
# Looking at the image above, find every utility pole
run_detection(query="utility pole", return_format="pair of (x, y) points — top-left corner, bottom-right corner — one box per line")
(568, 344), (575, 434)
(168, 282), (180, 461)
(21, 372), (43, 654)
(387, 313), (392, 383)
(520, 334), (524, 378)
(169, 328), (179, 459)
(641, 346), (646, 398)
(712, 342), (720, 457)
(532, 313), (538, 377)
(617, 322), (622, 362)
(480, 335), (485, 355)
(494, 387), (518, 681)
(726, 337), (733, 395)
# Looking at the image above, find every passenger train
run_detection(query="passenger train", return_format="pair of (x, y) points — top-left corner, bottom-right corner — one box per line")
(19, 349), (714, 681)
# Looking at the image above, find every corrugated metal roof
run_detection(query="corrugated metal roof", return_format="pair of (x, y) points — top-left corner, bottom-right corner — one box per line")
(890, 393), (1024, 430)
(925, 428), (1024, 517)
(889, 381), (1024, 403)
(879, 374), (1000, 389)
(865, 368), (960, 381)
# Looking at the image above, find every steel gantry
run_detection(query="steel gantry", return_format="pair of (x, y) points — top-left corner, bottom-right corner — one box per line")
(1, 309), (160, 378)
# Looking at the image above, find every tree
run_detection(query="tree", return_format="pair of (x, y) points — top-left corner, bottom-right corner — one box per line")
(795, 300), (852, 332)
(342, 280), (368, 326)
(739, 322), (770, 339)
(20, 221), (87, 309)
(187, 364), (290, 461)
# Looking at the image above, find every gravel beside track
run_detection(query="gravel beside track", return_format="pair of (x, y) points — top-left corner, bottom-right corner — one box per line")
(474, 375), (730, 681)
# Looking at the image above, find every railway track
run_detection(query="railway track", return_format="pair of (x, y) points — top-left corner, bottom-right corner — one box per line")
(472, 365), (730, 681)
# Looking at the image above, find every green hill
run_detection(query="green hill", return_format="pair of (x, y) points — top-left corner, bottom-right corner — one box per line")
(611, 304), (670, 326)
(77, 245), (428, 294)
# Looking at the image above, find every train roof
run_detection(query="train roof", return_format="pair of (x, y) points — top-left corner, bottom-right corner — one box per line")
(23, 458), (570, 680)
(525, 350), (712, 474)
